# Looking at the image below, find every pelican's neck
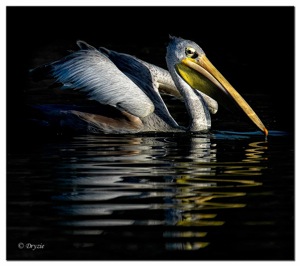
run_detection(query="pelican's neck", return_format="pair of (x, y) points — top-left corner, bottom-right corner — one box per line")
(168, 66), (211, 132)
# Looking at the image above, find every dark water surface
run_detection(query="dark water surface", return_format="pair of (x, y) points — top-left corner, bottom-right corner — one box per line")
(7, 129), (294, 260)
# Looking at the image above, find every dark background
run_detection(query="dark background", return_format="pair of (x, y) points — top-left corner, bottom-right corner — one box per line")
(7, 6), (295, 137)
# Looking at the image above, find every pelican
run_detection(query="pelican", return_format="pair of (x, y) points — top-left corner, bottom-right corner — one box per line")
(30, 36), (268, 136)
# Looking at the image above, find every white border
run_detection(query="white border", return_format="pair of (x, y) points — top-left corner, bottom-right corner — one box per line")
(1, 0), (299, 6)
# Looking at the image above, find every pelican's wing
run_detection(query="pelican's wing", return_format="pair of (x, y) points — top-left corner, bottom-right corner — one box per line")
(31, 42), (154, 118)
(98, 47), (180, 128)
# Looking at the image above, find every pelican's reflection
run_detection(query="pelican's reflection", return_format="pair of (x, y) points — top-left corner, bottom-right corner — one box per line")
(51, 134), (268, 251)
(243, 141), (268, 163)
(164, 138), (268, 250)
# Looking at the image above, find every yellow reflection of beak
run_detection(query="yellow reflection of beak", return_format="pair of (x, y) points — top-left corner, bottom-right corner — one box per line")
(180, 56), (268, 137)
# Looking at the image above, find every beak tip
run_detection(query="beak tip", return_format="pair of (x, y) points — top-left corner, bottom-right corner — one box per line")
(264, 128), (268, 137)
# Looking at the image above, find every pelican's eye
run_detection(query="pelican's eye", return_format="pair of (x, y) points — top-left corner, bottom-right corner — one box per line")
(185, 47), (198, 59)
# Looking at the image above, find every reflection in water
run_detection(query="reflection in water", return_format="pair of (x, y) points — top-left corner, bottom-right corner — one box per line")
(51, 134), (268, 251)
(244, 141), (268, 163)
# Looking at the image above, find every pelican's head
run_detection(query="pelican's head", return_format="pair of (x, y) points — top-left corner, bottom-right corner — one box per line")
(167, 36), (205, 64)
(166, 36), (268, 137)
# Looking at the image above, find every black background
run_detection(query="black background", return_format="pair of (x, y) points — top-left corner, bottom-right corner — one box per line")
(7, 6), (295, 136)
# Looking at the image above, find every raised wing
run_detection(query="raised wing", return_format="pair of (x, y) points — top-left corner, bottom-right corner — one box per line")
(31, 42), (155, 118)
(98, 46), (180, 128)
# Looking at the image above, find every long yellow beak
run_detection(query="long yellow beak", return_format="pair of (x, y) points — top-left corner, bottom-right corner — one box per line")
(181, 56), (268, 137)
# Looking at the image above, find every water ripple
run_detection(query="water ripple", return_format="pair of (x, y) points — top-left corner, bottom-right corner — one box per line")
(43, 134), (269, 251)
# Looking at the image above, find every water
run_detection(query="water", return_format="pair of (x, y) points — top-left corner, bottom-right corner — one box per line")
(7, 129), (294, 260)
